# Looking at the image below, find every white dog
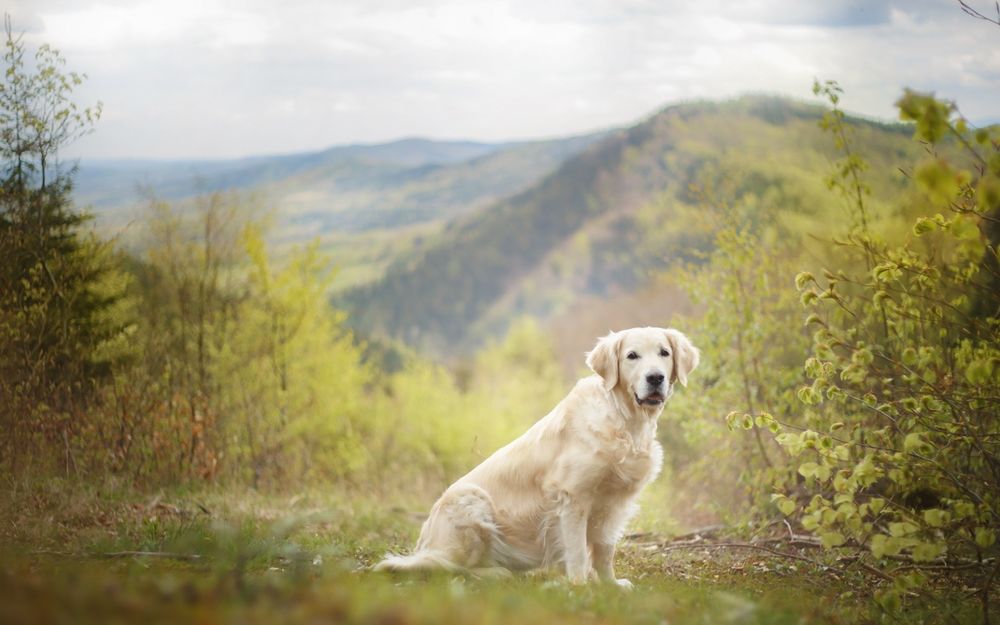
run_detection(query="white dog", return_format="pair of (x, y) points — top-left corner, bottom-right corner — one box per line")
(375, 327), (699, 586)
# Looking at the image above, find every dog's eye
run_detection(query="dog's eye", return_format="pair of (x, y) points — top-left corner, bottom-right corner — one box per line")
(626, 351), (639, 360)
(660, 348), (670, 357)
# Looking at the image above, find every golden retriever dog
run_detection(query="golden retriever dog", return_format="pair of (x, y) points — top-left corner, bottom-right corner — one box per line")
(375, 327), (699, 587)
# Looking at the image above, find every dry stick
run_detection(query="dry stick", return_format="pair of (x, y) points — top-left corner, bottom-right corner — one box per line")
(654, 541), (836, 573)
(836, 554), (894, 582)
(982, 557), (1000, 625)
(98, 551), (202, 561)
(32, 549), (202, 561)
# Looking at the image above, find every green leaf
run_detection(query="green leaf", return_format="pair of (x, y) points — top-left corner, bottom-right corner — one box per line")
(803, 313), (823, 327)
(903, 432), (926, 453)
(820, 531), (845, 548)
(923, 508), (948, 528)
(975, 528), (996, 549)
(802, 512), (820, 531)
(953, 501), (976, 520)
(794, 271), (815, 290)
(772, 494), (796, 516)
(871, 534), (888, 559)
(889, 521), (918, 537)
(966, 359), (994, 385)
(798, 462), (819, 479)
(913, 216), (936, 235)
(869, 498), (885, 515)
(915, 159), (963, 203)
(911, 541), (946, 562)
(896, 89), (953, 143)
(797, 386), (819, 405)
(977, 175), (1000, 212)
(876, 588), (901, 613)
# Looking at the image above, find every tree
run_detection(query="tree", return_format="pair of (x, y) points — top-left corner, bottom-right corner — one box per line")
(0, 17), (125, 476)
(0, 15), (101, 189)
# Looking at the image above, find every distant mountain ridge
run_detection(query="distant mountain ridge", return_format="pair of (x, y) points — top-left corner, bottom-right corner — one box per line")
(339, 95), (923, 356)
(74, 138), (510, 210)
(73, 131), (610, 297)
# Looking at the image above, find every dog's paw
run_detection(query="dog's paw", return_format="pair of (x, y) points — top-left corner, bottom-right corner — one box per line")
(613, 578), (634, 590)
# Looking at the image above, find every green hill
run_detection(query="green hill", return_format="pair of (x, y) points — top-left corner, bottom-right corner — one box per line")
(76, 135), (603, 235)
(74, 138), (507, 210)
(74, 135), (606, 292)
(339, 95), (923, 356)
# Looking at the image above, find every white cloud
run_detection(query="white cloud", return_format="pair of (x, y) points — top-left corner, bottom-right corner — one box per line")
(4, 0), (996, 159)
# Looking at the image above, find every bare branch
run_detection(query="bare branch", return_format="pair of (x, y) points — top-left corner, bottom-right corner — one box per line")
(958, 0), (1000, 26)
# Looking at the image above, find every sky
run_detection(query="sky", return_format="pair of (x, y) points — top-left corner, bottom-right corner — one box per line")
(4, 0), (999, 160)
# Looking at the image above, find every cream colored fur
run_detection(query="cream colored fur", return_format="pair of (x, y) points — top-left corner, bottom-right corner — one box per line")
(374, 327), (699, 587)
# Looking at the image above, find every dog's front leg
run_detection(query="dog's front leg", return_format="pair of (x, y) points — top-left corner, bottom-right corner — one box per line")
(593, 542), (632, 589)
(558, 500), (591, 583)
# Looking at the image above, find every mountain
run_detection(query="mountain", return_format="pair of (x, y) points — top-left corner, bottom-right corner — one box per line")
(73, 138), (506, 210)
(339, 96), (925, 357)
(73, 134), (607, 292)
(75, 136), (603, 233)
(74, 95), (932, 361)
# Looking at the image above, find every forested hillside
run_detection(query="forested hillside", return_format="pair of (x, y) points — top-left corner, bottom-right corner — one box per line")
(77, 134), (605, 293)
(341, 96), (923, 355)
(77, 134), (605, 236)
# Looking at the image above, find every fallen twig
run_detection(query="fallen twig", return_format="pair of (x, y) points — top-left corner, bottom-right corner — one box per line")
(626, 524), (724, 544)
(32, 549), (201, 561)
(653, 541), (836, 573)
(99, 551), (202, 561)
(836, 554), (893, 582)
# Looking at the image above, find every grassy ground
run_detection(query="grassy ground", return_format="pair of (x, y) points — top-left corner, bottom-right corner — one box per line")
(0, 478), (991, 625)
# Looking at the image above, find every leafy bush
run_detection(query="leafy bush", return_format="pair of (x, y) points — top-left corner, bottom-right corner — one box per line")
(772, 84), (999, 574)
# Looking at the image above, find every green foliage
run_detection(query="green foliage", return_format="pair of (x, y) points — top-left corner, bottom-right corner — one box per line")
(0, 19), (127, 476)
(373, 318), (566, 488)
(663, 83), (999, 615)
(76, 194), (566, 492)
(99, 195), (377, 486)
(0, 16), (101, 188)
(668, 165), (808, 513)
(775, 85), (1000, 582)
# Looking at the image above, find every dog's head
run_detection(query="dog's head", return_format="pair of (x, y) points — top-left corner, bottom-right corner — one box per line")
(586, 327), (699, 408)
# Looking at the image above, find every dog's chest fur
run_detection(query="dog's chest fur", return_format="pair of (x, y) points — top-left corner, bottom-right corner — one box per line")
(592, 418), (662, 492)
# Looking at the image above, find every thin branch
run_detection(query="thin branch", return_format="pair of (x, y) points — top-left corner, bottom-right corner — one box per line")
(958, 0), (1000, 26)
(836, 553), (894, 582)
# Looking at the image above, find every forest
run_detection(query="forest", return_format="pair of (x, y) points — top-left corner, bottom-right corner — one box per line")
(1, 12), (999, 625)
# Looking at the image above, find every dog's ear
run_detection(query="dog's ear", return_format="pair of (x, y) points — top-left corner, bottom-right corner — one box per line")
(665, 329), (700, 387)
(587, 331), (623, 392)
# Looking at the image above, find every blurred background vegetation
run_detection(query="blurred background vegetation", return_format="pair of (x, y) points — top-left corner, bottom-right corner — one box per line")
(1, 12), (998, 624)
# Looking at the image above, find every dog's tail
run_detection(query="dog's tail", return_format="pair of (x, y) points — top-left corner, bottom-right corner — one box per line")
(372, 549), (464, 573)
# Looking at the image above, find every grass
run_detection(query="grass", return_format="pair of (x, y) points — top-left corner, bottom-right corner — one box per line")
(0, 478), (991, 625)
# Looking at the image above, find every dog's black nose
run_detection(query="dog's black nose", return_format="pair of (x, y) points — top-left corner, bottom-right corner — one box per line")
(646, 373), (665, 386)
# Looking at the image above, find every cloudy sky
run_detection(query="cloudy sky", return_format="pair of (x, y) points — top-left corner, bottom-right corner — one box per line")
(5, 0), (999, 159)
